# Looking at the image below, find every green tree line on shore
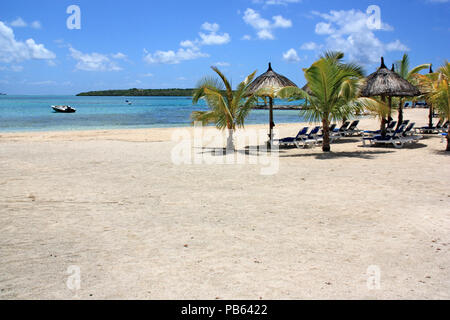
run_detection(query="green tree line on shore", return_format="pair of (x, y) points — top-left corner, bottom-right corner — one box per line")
(77, 88), (195, 96)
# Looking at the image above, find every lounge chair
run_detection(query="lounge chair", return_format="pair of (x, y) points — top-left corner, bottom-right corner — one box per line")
(295, 126), (322, 148)
(343, 120), (362, 136)
(440, 121), (449, 133)
(278, 127), (309, 146)
(402, 123), (415, 136)
(316, 125), (341, 143)
(364, 121), (397, 137)
(400, 120), (410, 127)
(401, 123), (423, 143)
(328, 124), (337, 133)
(416, 120), (443, 134)
(334, 121), (350, 135)
(363, 125), (406, 149)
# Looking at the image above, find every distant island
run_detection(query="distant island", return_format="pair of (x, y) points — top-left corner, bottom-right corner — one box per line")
(77, 88), (195, 97)
(0, 93), (6, 95)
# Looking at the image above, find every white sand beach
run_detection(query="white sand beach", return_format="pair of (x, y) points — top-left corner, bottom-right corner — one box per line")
(0, 108), (449, 300)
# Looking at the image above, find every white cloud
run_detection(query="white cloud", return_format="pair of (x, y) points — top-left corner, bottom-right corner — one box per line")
(30, 21), (42, 29)
(257, 29), (275, 40)
(144, 48), (208, 64)
(201, 22), (220, 33)
(10, 18), (27, 28)
(29, 80), (57, 85)
(315, 22), (334, 35)
(241, 35), (252, 40)
(10, 65), (24, 72)
(253, 0), (301, 5)
(243, 8), (292, 40)
(214, 62), (230, 67)
(385, 40), (409, 52)
(309, 9), (409, 65)
(0, 21), (55, 63)
(145, 22), (228, 65)
(180, 40), (197, 48)
(283, 48), (301, 63)
(198, 22), (230, 45)
(300, 42), (322, 50)
(0, 65), (24, 72)
(69, 47), (122, 71)
(112, 52), (127, 59)
(199, 32), (230, 45)
(273, 16), (292, 28)
(10, 18), (42, 29)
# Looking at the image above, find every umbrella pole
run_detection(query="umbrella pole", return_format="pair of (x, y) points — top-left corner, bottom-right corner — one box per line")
(269, 97), (274, 146)
(428, 103), (433, 128)
(381, 95), (387, 137)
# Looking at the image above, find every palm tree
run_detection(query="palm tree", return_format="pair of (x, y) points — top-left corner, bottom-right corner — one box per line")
(278, 51), (378, 152)
(416, 61), (450, 151)
(191, 66), (257, 151)
(394, 53), (430, 128)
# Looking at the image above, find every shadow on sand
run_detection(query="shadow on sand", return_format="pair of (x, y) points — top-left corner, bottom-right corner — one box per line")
(280, 150), (395, 160)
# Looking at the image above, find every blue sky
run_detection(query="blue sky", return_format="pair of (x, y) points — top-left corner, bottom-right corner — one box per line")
(0, 0), (449, 94)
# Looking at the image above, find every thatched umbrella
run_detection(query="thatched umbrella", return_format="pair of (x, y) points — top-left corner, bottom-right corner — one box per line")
(302, 84), (312, 95)
(247, 63), (297, 144)
(361, 57), (421, 135)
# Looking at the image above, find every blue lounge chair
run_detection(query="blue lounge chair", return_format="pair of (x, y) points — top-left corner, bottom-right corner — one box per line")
(364, 121), (397, 137)
(363, 125), (406, 149)
(343, 120), (362, 136)
(401, 123), (423, 143)
(278, 127), (309, 146)
(295, 126), (322, 148)
(440, 121), (449, 133)
(416, 120), (443, 134)
(334, 121), (350, 135)
(400, 120), (410, 127)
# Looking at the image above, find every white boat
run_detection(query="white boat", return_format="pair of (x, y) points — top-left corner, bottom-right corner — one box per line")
(52, 105), (76, 113)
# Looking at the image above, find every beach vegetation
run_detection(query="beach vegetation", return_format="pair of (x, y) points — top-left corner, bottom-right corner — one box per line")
(416, 61), (450, 151)
(278, 51), (378, 152)
(394, 54), (430, 128)
(191, 66), (258, 151)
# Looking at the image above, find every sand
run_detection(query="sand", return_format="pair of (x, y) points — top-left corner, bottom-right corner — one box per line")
(0, 108), (449, 300)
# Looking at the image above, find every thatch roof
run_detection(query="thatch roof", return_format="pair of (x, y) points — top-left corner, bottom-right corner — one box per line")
(361, 57), (421, 98)
(246, 63), (297, 96)
(302, 84), (312, 95)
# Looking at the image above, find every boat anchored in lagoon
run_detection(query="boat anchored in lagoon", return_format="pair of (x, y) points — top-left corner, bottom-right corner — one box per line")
(52, 105), (76, 113)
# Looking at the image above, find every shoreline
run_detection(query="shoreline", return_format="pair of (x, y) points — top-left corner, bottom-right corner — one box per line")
(0, 109), (425, 143)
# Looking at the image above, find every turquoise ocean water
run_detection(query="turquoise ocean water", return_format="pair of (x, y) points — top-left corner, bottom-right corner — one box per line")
(0, 95), (305, 133)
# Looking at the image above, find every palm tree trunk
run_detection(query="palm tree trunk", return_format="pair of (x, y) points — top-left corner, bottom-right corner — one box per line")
(397, 98), (403, 129)
(447, 125), (450, 152)
(322, 118), (331, 152)
(428, 103), (434, 128)
(227, 128), (234, 152)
